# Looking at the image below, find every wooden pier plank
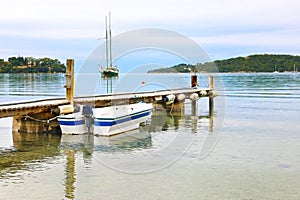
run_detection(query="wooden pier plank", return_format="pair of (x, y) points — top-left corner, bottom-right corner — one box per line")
(0, 99), (70, 118)
(0, 88), (212, 118)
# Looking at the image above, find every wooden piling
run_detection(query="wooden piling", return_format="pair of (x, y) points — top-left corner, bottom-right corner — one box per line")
(209, 75), (213, 89)
(209, 75), (214, 116)
(191, 74), (197, 88)
(65, 59), (74, 104)
(191, 100), (197, 116)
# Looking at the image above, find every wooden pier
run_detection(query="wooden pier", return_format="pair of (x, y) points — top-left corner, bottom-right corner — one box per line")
(0, 59), (216, 133)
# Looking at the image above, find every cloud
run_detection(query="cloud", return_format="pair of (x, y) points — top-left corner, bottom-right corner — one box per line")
(2, 0), (299, 36)
(0, 0), (300, 63)
(196, 29), (300, 47)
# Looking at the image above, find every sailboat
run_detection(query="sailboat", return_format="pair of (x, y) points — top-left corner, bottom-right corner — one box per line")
(100, 12), (119, 77)
(293, 64), (297, 73)
(273, 65), (279, 73)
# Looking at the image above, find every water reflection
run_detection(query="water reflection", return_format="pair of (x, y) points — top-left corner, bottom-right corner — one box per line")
(97, 76), (119, 94)
(64, 150), (75, 199)
(60, 134), (95, 199)
(0, 104), (214, 199)
(0, 73), (65, 97)
(1, 73), (299, 199)
(93, 125), (152, 153)
(59, 125), (152, 199)
(60, 134), (94, 168)
(223, 73), (300, 99)
(0, 132), (61, 179)
(60, 126), (152, 155)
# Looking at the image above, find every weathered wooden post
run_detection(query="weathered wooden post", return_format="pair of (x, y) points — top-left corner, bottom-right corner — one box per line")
(189, 91), (198, 132)
(191, 74), (198, 88)
(65, 59), (74, 104)
(209, 75), (214, 116)
(209, 116), (214, 132)
(191, 100), (197, 116)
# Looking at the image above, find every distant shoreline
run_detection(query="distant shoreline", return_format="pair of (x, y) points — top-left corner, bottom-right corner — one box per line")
(147, 54), (300, 73)
(0, 72), (65, 74)
(0, 56), (66, 73)
(147, 71), (299, 74)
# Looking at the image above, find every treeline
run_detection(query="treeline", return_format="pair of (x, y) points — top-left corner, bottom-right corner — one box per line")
(148, 54), (300, 73)
(148, 63), (196, 73)
(0, 56), (66, 73)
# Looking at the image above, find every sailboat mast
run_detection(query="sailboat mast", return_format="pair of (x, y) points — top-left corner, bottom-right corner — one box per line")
(109, 12), (113, 68)
(294, 64), (296, 72)
(105, 16), (109, 69)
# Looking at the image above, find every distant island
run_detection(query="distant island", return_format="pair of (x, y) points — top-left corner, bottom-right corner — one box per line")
(148, 54), (300, 73)
(0, 56), (66, 73)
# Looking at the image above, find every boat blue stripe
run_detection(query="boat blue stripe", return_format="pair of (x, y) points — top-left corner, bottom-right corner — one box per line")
(96, 108), (153, 121)
(58, 120), (85, 126)
(94, 111), (151, 127)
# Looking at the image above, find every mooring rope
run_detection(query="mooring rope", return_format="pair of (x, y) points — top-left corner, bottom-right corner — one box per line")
(169, 102), (175, 114)
(23, 115), (57, 124)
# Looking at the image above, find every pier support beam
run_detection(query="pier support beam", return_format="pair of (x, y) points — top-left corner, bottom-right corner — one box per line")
(65, 59), (74, 104)
(166, 102), (185, 116)
(191, 100), (197, 116)
(12, 113), (61, 134)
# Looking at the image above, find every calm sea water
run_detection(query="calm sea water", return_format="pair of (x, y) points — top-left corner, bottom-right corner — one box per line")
(0, 72), (299, 200)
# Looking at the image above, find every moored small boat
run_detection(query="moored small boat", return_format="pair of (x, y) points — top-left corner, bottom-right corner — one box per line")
(57, 112), (87, 135)
(93, 102), (153, 136)
(57, 104), (92, 135)
(57, 103), (153, 136)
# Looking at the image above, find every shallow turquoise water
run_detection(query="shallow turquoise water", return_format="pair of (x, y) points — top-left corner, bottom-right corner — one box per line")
(0, 72), (299, 199)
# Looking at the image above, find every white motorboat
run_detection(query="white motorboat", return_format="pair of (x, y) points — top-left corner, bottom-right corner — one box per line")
(57, 112), (88, 135)
(56, 105), (87, 134)
(57, 103), (153, 136)
(93, 102), (153, 136)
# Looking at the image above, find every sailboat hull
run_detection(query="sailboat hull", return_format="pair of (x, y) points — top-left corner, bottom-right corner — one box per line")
(101, 68), (119, 77)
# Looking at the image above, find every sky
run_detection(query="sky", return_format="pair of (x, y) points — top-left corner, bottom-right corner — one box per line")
(1, 0), (300, 71)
